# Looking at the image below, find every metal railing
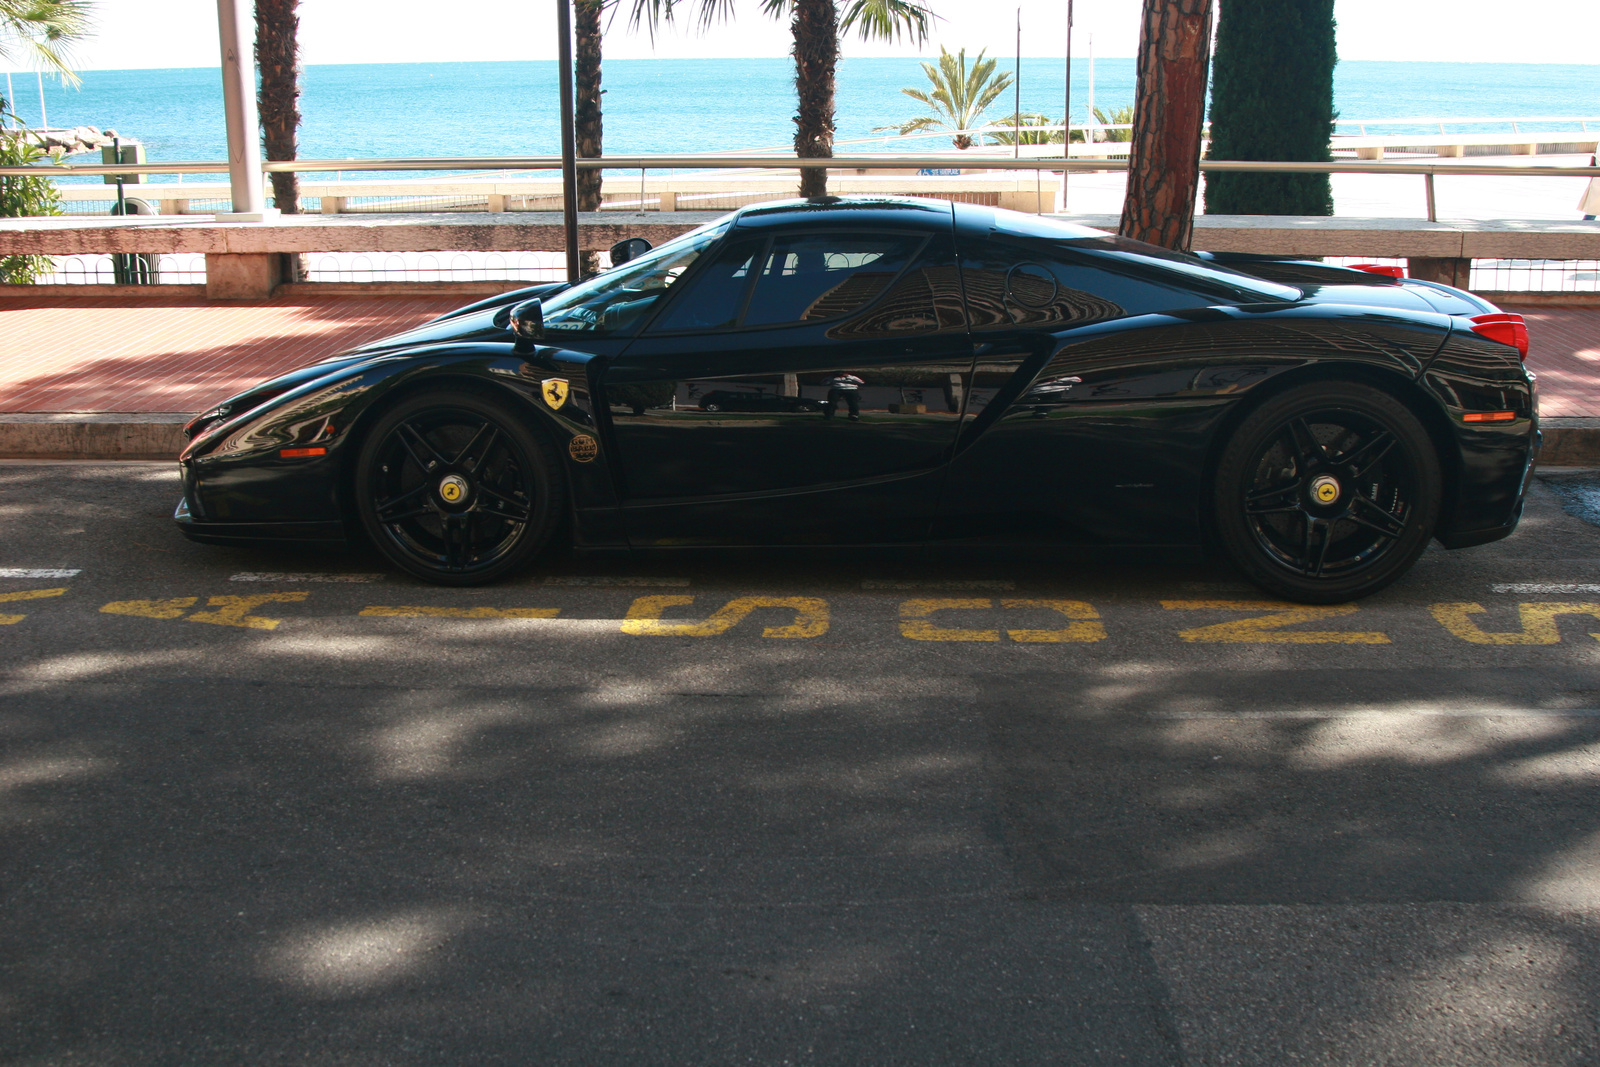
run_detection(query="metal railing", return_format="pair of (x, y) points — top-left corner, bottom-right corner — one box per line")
(1333, 115), (1600, 135)
(4, 154), (1599, 178)
(5, 154), (1595, 225)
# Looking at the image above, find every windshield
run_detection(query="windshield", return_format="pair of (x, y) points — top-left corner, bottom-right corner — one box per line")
(541, 216), (735, 334)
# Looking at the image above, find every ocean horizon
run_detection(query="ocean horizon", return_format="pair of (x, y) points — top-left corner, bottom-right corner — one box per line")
(5, 57), (1597, 180)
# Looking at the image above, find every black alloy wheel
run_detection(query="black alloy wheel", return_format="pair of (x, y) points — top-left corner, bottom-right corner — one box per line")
(1213, 382), (1440, 603)
(354, 390), (564, 585)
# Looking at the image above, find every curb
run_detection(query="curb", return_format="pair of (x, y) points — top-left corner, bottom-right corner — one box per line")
(1539, 418), (1600, 467)
(3, 413), (1599, 466)
(0, 413), (188, 460)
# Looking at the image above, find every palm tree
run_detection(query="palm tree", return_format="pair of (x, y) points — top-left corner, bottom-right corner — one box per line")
(255, 0), (300, 217)
(1120, 0), (1213, 251)
(876, 46), (1011, 150)
(573, 0), (607, 274)
(574, 0), (605, 218)
(634, 0), (932, 197)
(0, 0), (91, 86)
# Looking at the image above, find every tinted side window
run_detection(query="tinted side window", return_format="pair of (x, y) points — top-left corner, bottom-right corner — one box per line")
(650, 236), (763, 333)
(829, 235), (967, 339)
(742, 234), (924, 327)
(960, 239), (1202, 330)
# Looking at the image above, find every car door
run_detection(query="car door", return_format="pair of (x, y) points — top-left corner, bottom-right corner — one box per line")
(602, 226), (973, 547)
(935, 230), (1266, 546)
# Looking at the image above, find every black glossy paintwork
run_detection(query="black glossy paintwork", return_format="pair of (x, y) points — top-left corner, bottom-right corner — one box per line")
(934, 304), (1453, 546)
(1418, 330), (1540, 545)
(175, 196), (1537, 562)
(603, 225), (973, 546)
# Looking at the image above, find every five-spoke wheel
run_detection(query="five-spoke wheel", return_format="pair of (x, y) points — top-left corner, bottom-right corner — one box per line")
(355, 390), (563, 585)
(1213, 382), (1440, 603)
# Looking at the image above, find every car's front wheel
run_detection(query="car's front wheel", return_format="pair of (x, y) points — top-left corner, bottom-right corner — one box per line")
(1212, 381), (1441, 603)
(354, 389), (564, 585)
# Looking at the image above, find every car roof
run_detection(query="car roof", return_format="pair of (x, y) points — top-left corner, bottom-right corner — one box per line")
(731, 196), (954, 232)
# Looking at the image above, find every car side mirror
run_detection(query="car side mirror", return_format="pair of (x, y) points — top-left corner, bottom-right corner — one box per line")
(609, 237), (651, 267)
(509, 298), (544, 343)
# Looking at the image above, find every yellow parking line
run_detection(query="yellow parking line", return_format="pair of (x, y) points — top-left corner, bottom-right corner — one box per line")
(1160, 600), (1389, 644)
(360, 606), (561, 619)
(899, 599), (1000, 641)
(1431, 602), (1600, 644)
(0, 586), (67, 625)
(99, 593), (309, 631)
(622, 595), (829, 638)
(898, 598), (1107, 642)
(101, 597), (198, 620)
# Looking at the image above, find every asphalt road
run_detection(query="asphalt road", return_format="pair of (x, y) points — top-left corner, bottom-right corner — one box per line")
(6, 461), (1600, 1065)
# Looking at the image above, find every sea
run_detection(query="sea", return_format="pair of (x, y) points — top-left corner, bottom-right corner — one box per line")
(6, 57), (1599, 183)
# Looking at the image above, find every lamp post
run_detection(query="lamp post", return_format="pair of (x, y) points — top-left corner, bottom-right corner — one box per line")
(1062, 0), (1073, 211)
(214, 0), (276, 221)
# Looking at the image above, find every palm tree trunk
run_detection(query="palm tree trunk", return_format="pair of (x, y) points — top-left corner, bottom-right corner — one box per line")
(575, 0), (603, 210)
(255, 0), (302, 281)
(791, 0), (837, 199)
(1118, 0), (1213, 251)
(574, 0), (604, 272)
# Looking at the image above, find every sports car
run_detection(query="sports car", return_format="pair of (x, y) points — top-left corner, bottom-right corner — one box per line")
(175, 197), (1538, 602)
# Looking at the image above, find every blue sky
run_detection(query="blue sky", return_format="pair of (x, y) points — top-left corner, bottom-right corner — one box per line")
(20, 0), (1598, 71)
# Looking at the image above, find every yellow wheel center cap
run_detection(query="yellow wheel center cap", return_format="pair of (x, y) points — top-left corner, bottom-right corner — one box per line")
(1311, 475), (1341, 505)
(438, 474), (469, 504)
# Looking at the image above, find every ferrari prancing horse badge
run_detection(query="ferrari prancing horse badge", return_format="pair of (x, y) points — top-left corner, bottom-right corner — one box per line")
(541, 378), (570, 410)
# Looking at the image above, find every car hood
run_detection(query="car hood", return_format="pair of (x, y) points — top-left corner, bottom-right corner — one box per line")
(342, 304), (511, 357)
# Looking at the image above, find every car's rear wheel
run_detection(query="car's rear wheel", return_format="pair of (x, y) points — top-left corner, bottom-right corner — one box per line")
(354, 390), (564, 585)
(1212, 382), (1440, 603)
(703, 402), (721, 412)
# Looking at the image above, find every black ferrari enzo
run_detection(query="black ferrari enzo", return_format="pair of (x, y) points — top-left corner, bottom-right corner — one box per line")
(176, 197), (1538, 603)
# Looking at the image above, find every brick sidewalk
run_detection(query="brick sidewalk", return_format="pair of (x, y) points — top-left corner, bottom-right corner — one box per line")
(1506, 305), (1600, 418)
(0, 292), (464, 413)
(0, 292), (1594, 415)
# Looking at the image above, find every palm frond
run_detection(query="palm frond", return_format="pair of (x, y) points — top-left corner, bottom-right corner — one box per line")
(840, 0), (934, 45)
(627, 0), (733, 39)
(0, 0), (93, 84)
(871, 116), (939, 135)
(987, 112), (1059, 146)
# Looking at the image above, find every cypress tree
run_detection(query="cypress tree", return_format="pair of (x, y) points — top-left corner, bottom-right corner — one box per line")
(1204, 0), (1336, 216)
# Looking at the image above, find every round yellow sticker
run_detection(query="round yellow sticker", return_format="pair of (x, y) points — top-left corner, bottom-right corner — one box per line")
(568, 434), (598, 463)
(438, 474), (468, 503)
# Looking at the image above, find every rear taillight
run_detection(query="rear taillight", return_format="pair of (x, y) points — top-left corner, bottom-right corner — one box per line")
(1469, 313), (1529, 360)
(1350, 263), (1406, 279)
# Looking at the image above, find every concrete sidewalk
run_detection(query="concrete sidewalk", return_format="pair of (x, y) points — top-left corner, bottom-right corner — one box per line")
(0, 290), (1594, 460)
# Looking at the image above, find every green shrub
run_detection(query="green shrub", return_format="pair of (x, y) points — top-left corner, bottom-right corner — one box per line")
(1204, 0), (1336, 216)
(0, 114), (63, 284)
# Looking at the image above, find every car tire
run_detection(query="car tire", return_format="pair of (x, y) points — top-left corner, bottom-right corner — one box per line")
(354, 389), (565, 586)
(703, 402), (721, 412)
(1212, 381), (1440, 604)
